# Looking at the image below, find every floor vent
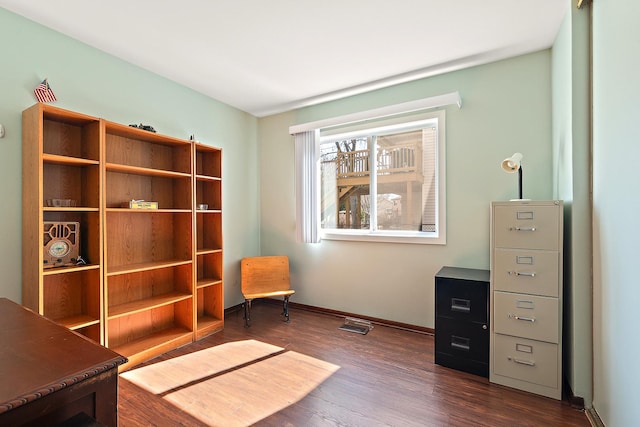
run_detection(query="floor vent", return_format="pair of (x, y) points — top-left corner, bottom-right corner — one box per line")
(338, 317), (373, 335)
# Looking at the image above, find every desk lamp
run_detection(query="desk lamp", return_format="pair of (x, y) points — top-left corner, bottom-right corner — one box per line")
(501, 152), (525, 200)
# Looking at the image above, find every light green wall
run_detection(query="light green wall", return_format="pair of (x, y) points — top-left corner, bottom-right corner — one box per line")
(0, 8), (260, 307)
(592, 0), (640, 425)
(11, 6), (634, 420)
(258, 51), (553, 327)
(551, 3), (593, 405)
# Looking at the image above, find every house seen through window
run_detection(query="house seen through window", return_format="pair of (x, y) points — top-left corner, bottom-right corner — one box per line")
(318, 112), (444, 242)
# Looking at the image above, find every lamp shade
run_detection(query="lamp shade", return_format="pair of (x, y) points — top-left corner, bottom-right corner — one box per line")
(501, 152), (523, 173)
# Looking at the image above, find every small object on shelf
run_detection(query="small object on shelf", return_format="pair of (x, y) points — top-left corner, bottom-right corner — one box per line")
(33, 78), (57, 103)
(43, 221), (80, 268)
(197, 203), (209, 210)
(46, 198), (77, 207)
(128, 123), (156, 133)
(126, 199), (158, 209)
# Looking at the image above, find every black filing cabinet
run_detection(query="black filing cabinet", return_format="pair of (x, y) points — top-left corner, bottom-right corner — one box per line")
(435, 266), (490, 377)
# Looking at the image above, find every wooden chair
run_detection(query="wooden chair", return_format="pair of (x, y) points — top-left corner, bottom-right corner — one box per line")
(241, 256), (295, 327)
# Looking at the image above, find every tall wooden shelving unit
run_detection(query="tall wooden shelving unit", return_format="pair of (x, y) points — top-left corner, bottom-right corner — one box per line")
(194, 143), (224, 339)
(22, 103), (223, 370)
(103, 121), (196, 369)
(22, 104), (104, 343)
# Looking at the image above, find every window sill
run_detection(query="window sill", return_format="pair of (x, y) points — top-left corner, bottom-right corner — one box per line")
(320, 230), (446, 245)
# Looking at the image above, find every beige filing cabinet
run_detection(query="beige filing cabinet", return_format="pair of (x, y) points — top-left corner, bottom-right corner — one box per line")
(490, 200), (563, 399)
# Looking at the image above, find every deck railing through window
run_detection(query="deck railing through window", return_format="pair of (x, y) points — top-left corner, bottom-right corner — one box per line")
(336, 143), (421, 179)
(337, 149), (369, 178)
(378, 144), (421, 175)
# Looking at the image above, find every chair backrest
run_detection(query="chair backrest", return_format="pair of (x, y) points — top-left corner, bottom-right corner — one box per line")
(241, 256), (291, 296)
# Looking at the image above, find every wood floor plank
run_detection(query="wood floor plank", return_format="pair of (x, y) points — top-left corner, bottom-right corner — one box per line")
(118, 303), (589, 426)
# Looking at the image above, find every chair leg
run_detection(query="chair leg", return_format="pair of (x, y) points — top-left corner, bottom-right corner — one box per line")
(282, 296), (291, 323)
(244, 299), (252, 327)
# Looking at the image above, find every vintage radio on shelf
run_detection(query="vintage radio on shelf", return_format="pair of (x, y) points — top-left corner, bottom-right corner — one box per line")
(43, 221), (80, 268)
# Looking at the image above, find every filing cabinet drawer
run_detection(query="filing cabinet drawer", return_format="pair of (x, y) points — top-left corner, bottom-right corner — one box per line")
(436, 277), (488, 323)
(493, 249), (559, 297)
(435, 317), (489, 377)
(435, 317), (488, 362)
(493, 334), (558, 389)
(493, 205), (561, 250)
(493, 291), (559, 343)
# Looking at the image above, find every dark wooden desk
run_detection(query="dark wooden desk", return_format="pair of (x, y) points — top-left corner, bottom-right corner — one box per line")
(0, 298), (127, 426)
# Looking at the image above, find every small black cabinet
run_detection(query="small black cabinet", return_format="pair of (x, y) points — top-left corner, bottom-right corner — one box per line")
(435, 266), (489, 377)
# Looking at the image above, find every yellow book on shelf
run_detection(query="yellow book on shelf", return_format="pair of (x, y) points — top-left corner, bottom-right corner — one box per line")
(127, 200), (158, 210)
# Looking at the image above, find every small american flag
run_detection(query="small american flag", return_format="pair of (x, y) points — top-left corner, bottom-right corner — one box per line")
(34, 79), (57, 103)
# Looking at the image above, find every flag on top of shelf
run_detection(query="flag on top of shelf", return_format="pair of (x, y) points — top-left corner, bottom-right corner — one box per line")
(34, 79), (57, 103)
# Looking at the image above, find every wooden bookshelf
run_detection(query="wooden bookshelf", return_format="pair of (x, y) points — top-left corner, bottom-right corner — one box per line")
(194, 143), (224, 339)
(22, 103), (104, 343)
(22, 103), (224, 369)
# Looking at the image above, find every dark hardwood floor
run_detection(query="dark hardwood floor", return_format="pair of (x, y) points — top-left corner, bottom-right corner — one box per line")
(118, 303), (589, 427)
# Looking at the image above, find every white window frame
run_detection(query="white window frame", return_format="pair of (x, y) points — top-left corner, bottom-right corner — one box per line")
(319, 110), (446, 245)
(290, 92), (460, 245)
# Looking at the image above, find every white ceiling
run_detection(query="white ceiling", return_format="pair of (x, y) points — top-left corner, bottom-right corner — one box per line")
(1, 1), (569, 117)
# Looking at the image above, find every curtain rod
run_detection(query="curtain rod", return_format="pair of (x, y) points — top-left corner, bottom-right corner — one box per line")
(289, 91), (461, 135)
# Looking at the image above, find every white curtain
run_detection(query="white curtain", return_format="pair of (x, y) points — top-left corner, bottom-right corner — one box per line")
(294, 129), (320, 243)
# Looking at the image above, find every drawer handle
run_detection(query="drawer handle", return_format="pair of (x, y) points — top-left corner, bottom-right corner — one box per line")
(450, 342), (470, 351)
(508, 314), (536, 322)
(451, 298), (471, 313)
(510, 226), (537, 232)
(508, 271), (536, 278)
(512, 357), (536, 367)
(451, 335), (470, 352)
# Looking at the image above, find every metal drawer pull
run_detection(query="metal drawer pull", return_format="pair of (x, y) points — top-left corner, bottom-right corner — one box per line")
(508, 271), (536, 277)
(508, 314), (536, 322)
(451, 298), (471, 313)
(450, 342), (470, 351)
(513, 358), (536, 366)
(451, 335), (470, 351)
(511, 226), (536, 232)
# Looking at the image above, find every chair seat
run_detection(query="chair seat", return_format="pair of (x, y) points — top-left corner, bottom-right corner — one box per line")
(244, 289), (295, 300)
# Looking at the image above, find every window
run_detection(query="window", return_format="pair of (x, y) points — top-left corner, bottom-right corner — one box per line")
(291, 92), (459, 245)
(318, 111), (445, 244)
